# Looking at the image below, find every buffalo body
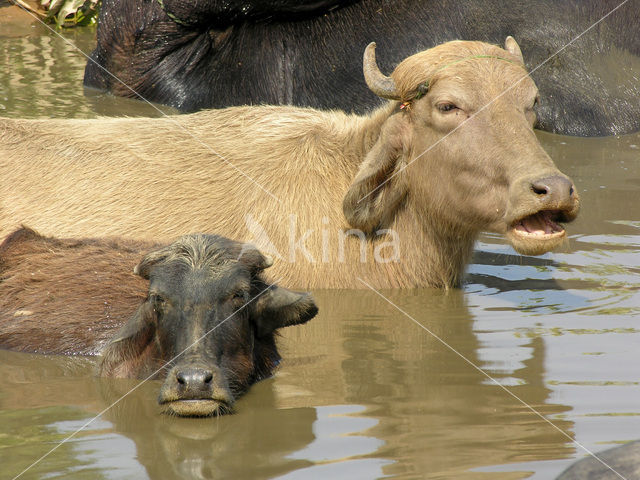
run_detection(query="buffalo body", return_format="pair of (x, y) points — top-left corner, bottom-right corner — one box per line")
(85, 0), (640, 136)
(0, 228), (317, 416)
(1, 40), (580, 289)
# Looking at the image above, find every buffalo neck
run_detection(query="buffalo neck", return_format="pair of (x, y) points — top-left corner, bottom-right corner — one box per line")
(389, 195), (478, 289)
(344, 102), (478, 288)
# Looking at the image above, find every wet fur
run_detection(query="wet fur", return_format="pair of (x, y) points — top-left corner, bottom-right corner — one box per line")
(0, 229), (316, 415)
(98, 233), (317, 415)
(0, 227), (150, 355)
(0, 227), (312, 395)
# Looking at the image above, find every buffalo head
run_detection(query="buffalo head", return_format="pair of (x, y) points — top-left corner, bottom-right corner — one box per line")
(99, 234), (318, 416)
(344, 37), (579, 260)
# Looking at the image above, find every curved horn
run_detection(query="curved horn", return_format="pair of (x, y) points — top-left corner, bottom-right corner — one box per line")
(363, 42), (400, 100)
(504, 36), (524, 64)
(262, 254), (274, 268)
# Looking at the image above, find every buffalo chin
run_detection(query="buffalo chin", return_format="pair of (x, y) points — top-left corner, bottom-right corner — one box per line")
(160, 399), (234, 417)
(506, 228), (566, 255)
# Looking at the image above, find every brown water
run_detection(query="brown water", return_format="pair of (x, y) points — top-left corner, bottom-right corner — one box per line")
(1, 9), (640, 480)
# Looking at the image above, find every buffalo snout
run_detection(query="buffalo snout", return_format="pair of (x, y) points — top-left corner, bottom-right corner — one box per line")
(176, 366), (214, 390)
(505, 171), (580, 256)
(531, 175), (576, 205)
(159, 363), (234, 417)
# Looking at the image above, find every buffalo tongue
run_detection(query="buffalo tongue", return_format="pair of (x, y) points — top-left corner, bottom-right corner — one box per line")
(517, 211), (561, 236)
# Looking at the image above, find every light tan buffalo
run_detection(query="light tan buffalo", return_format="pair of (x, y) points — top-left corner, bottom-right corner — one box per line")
(0, 38), (579, 289)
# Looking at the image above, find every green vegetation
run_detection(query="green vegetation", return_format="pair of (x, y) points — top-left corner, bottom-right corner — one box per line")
(11, 0), (100, 27)
(43, 0), (100, 27)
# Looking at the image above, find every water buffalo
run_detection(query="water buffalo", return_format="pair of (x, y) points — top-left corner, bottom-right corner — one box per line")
(84, 0), (640, 137)
(555, 441), (640, 479)
(0, 39), (580, 289)
(0, 228), (318, 416)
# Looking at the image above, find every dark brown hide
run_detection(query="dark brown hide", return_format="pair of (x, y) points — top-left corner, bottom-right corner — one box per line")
(0, 227), (151, 355)
(101, 233), (318, 416)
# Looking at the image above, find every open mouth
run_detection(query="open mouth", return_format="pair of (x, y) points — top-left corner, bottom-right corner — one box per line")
(511, 210), (566, 239)
(160, 399), (234, 417)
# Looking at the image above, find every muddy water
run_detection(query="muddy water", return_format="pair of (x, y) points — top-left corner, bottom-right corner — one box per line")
(1, 11), (640, 480)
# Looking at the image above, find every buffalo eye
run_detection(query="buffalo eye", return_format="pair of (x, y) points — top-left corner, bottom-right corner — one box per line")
(228, 290), (249, 305)
(150, 294), (166, 314)
(436, 102), (458, 113)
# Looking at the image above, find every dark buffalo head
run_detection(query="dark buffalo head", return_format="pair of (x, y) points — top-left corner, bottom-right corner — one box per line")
(345, 38), (580, 259)
(99, 234), (318, 417)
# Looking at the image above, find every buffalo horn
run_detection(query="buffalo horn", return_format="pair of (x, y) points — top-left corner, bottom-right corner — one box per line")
(363, 42), (400, 100)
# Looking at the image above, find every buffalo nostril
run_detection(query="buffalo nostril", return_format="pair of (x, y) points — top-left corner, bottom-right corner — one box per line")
(532, 183), (549, 195)
(175, 367), (214, 389)
(531, 175), (574, 199)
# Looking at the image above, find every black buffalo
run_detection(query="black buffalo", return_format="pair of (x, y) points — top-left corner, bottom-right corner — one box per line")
(84, 0), (640, 137)
(0, 229), (318, 416)
(100, 233), (318, 417)
(555, 440), (640, 479)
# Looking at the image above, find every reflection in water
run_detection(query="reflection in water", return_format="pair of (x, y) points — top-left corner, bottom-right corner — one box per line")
(286, 405), (383, 463)
(0, 351), (102, 480)
(0, 22), (96, 119)
(1, 12), (640, 480)
(50, 418), (147, 479)
(99, 378), (318, 480)
(468, 131), (640, 478)
(281, 290), (575, 479)
(0, 16), (176, 119)
(0, 289), (577, 479)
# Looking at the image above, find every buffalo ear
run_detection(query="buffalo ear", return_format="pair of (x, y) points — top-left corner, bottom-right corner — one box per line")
(342, 113), (409, 233)
(505, 36), (524, 64)
(133, 245), (174, 279)
(237, 243), (274, 273)
(253, 285), (318, 338)
(98, 301), (156, 378)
